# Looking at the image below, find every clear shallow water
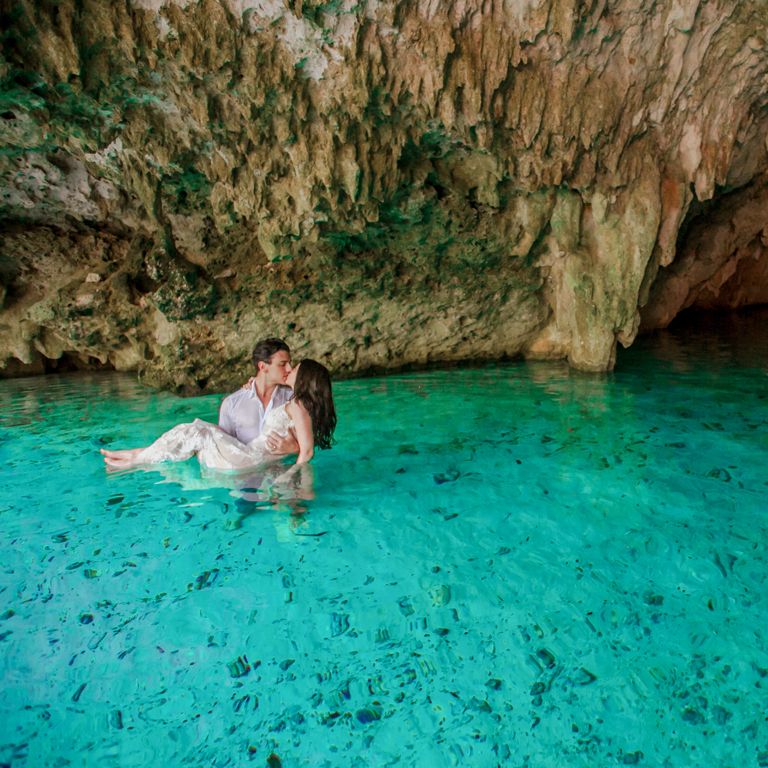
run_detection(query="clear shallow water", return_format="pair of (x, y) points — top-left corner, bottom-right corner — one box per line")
(1, 310), (768, 768)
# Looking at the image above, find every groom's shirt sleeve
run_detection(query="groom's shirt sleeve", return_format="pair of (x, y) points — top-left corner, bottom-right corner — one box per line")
(218, 396), (235, 436)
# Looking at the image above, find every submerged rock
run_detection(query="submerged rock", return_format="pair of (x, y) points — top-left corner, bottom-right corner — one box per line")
(0, 0), (766, 389)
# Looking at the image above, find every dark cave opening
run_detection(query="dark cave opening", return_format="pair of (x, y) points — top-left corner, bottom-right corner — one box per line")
(0, 349), (116, 380)
(626, 303), (768, 370)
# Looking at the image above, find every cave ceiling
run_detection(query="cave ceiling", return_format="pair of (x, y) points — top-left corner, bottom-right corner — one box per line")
(0, 0), (767, 391)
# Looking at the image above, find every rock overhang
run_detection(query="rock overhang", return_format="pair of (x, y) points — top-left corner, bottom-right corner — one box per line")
(0, 0), (766, 391)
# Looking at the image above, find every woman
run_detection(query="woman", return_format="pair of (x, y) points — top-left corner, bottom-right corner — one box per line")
(100, 360), (336, 471)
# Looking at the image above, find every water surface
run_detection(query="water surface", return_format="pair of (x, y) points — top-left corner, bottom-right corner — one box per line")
(1, 310), (767, 767)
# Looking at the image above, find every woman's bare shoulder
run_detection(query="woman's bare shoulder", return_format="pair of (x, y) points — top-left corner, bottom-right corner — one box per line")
(286, 399), (311, 421)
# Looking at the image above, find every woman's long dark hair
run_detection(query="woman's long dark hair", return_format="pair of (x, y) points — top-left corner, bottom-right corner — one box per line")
(292, 359), (336, 450)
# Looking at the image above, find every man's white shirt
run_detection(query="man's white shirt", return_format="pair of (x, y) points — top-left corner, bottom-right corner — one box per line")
(218, 383), (293, 444)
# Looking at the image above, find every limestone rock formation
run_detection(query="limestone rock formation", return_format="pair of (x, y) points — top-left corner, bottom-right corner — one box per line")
(0, 0), (766, 391)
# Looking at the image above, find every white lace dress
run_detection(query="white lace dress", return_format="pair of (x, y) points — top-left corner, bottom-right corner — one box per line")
(133, 403), (293, 470)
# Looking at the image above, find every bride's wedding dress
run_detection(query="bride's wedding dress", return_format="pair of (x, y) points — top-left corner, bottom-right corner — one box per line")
(133, 403), (294, 470)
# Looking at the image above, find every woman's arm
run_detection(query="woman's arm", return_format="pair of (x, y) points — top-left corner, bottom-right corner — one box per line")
(273, 402), (314, 484)
(289, 401), (315, 464)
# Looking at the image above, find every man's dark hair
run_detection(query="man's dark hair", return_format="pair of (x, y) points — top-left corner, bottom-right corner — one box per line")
(252, 338), (290, 368)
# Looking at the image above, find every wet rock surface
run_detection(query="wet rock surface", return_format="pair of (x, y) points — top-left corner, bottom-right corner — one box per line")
(1, 0), (767, 390)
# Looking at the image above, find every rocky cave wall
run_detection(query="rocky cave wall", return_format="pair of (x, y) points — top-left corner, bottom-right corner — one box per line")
(0, 0), (767, 392)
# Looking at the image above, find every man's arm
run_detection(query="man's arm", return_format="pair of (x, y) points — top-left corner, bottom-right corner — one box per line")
(265, 427), (299, 456)
(218, 397), (235, 437)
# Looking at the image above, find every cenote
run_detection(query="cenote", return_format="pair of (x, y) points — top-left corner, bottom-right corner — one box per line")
(1, 308), (767, 768)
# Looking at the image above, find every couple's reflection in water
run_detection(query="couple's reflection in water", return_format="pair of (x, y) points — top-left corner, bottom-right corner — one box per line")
(111, 458), (317, 536)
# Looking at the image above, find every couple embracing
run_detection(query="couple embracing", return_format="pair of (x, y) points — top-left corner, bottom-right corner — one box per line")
(101, 339), (336, 473)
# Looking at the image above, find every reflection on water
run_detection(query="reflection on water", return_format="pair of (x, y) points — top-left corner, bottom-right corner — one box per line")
(1, 309), (767, 767)
(631, 305), (768, 374)
(105, 442), (318, 530)
(114, 454), (314, 499)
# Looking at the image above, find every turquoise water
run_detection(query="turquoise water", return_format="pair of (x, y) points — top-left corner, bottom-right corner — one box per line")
(1, 310), (768, 767)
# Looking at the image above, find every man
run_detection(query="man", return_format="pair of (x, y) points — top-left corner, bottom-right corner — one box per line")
(218, 337), (299, 455)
